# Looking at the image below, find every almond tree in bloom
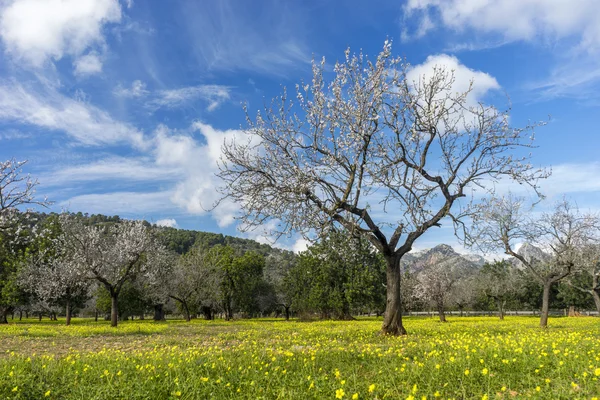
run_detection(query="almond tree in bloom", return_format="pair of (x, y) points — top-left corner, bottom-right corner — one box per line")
(0, 159), (50, 323)
(19, 216), (89, 325)
(218, 41), (547, 335)
(469, 197), (599, 327)
(63, 217), (165, 327)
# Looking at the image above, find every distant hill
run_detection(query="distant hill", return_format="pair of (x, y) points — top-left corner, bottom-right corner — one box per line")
(402, 244), (486, 274)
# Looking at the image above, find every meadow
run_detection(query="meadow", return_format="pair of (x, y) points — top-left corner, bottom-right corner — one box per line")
(0, 317), (599, 399)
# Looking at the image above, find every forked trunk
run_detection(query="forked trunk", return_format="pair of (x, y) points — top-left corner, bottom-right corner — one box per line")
(540, 281), (551, 328)
(381, 255), (407, 335)
(111, 295), (119, 327)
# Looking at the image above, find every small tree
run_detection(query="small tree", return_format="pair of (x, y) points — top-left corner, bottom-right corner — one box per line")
(475, 260), (523, 320)
(218, 41), (547, 335)
(63, 216), (165, 327)
(168, 246), (215, 322)
(19, 216), (89, 325)
(470, 197), (598, 327)
(414, 257), (468, 322)
(565, 244), (600, 315)
(0, 159), (50, 323)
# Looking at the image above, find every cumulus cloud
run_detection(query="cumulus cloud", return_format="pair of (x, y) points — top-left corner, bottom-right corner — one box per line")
(0, 0), (121, 69)
(73, 52), (103, 76)
(292, 238), (310, 253)
(0, 80), (146, 148)
(404, 0), (600, 51)
(152, 122), (248, 227)
(155, 218), (177, 228)
(406, 54), (500, 107)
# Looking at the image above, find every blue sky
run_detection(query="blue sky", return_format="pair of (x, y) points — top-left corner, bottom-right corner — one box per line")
(1, 0), (599, 253)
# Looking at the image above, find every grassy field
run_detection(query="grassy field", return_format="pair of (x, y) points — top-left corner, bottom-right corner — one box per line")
(0, 317), (599, 399)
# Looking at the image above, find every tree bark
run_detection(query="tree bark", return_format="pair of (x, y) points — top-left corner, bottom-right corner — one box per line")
(540, 281), (551, 328)
(153, 304), (165, 321)
(284, 305), (290, 321)
(182, 301), (191, 322)
(497, 299), (505, 320)
(437, 300), (446, 323)
(111, 295), (119, 327)
(65, 299), (72, 326)
(381, 255), (407, 335)
(568, 305), (576, 317)
(0, 308), (10, 324)
(592, 289), (600, 316)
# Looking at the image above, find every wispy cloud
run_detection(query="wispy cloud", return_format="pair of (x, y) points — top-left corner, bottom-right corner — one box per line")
(39, 156), (182, 187)
(0, 79), (147, 148)
(113, 80), (149, 98)
(60, 190), (172, 216)
(148, 85), (231, 112)
(180, 0), (310, 75)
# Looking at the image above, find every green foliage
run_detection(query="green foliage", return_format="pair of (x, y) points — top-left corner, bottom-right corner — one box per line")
(289, 232), (385, 318)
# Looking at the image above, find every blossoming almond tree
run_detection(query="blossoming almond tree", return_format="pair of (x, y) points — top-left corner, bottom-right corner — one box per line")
(19, 216), (89, 325)
(0, 159), (50, 323)
(469, 196), (599, 327)
(218, 41), (547, 335)
(63, 216), (165, 327)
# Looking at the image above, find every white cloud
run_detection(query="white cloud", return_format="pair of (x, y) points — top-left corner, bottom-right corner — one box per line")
(152, 122), (246, 227)
(155, 218), (177, 228)
(113, 80), (149, 98)
(407, 54), (500, 107)
(148, 85), (231, 112)
(0, 0), (121, 67)
(404, 0), (600, 51)
(60, 190), (171, 215)
(40, 157), (181, 187)
(292, 238), (310, 253)
(182, 1), (309, 75)
(0, 80), (146, 148)
(73, 52), (103, 76)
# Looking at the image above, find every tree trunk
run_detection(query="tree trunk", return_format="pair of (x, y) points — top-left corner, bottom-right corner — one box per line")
(284, 305), (290, 321)
(540, 281), (551, 328)
(592, 290), (600, 316)
(38, 312), (42, 321)
(0, 308), (10, 324)
(497, 299), (505, 320)
(19, 311), (22, 321)
(182, 301), (191, 322)
(437, 300), (446, 323)
(111, 295), (119, 327)
(65, 299), (72, 326)
(94, 310), (98, 322)
(568, 305), (576, 317)
(381, 255), (407, 335)
(153, 304), (165, 321)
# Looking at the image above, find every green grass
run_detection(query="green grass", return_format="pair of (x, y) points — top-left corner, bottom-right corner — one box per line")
(1, 316), (599, 399)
